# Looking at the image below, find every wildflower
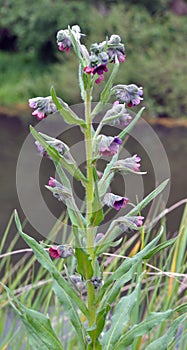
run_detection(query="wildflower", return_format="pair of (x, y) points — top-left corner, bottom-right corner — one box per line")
(47, 177), (71, 201)
(112, 84), (143, 107)
(91, 276), (103, 289)
(98, 135), (122, 157)
(29, 96), (57, 120)
(103, 101), (132, 127)
(70, 274), (84, 290)
(124, 216), (144, 229)
(35, 139), (68, 158)
(111, 154), (145, 175)
(49, 245), (73, 259)
(107, 35), (126, 63)
(56, 25), (82, 53)
(103, 193), (129, 211)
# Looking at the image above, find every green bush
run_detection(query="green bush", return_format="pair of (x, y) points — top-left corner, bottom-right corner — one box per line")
(0, 2), (187, 118)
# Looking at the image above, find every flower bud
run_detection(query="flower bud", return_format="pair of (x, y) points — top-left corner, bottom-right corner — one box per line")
(103, 193), (129, 211)
(103, 101), (132, 127)
(112, 84), (143, 107)
(49, 245), (73, 259)
(35, 139), (68, 158)
(70, 274), (84, 290)
(56, 25), (82, 53)
(91, 276), (104, 289)
(47, 177), (71, 202)
(97, 135), (122, 157)
(111, 154), (145, 175)
(29, 96), (57, 120)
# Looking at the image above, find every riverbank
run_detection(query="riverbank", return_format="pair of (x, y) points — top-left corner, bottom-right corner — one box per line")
(1, 104), (187, 128)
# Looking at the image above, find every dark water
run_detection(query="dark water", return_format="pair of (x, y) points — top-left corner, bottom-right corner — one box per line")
(0, 114), (187, 254)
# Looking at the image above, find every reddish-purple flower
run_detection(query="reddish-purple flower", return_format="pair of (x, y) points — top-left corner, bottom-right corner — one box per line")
(111, 155), (146, 175)
(98, 135), (122, 157)
(29, 96), (57, 120)
(103, 101), (132, 127)
(103, 193), (129, 211)
(112, 84), (143, 107)
(49, 245), (73, 259)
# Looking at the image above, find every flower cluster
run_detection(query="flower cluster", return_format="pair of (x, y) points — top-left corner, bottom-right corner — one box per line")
(29, 96), (57, 120)
(84, 34), (125, 84)
(103, 101), (132, 127)
(35, 138), (68, 158)
(112, 84), (143, 107)
(56, 25), (82, 52)
(97, 135), (122, 157)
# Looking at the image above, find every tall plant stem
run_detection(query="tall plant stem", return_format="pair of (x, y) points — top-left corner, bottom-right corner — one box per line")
(85, 89), (96, 327)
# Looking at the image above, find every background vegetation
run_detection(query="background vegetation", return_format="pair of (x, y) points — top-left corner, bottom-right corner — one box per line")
(0, 0), (187, 117)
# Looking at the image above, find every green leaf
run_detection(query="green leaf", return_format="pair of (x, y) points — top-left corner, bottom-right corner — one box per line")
(14, 211), (89, 319)
(68, 26), (84, 66)
(143, 236), (177, 259)
(128, 179), (169, 217)
(100, 62), (119, 105)
(79, 63), (86, 100)
(99, 228), (163, 296)
(145, 314), (186, 350)
(51, 86), (86, 127)
(118, 107), (145, 140)
(87, 305), (111, 342)
(1, 284), (64, 350)
(75, 245), (93, 280)
(98, 263), (139, 312)
(30, 126), (87, 184)
(98, 153), (118, 197)
(90, 167), (103, 227)
(91, 63), (119, 117)
(53, 280), (86, 349)
(102, 275), (142, 350)
(114, 310), (175, 349)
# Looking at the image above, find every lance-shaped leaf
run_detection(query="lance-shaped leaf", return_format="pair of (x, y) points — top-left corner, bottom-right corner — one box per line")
(52, 280), (86, 349)
(74, 228), (93, 279)
(14, 211), (89, 319)
(51, 86), (86, 127)
(98, 228), (163, 298)
(145, 314), (187, 350)
(101, 275), (142, 350)
(90, 167), (103, 227)
(1, 284), (64, 350)
(98, 153), (118, 197)
(87, 305), (111, 345)
(114, 312), (186, 350)
(30, 126), (87, 184)
(95, 180), (168, 255)
(68, 26), (85, 67)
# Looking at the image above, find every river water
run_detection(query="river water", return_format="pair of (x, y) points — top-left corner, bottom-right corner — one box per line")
(0, 113), (187, 251)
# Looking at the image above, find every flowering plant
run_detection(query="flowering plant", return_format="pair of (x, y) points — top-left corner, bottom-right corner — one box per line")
(2, 25), (186, 350)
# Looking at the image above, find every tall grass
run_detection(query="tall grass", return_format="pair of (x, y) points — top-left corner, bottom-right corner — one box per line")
(1, 201), (187, 349)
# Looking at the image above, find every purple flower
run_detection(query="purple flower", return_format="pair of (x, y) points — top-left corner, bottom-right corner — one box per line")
(84, 64), (108, 84)
(103, 101), (132, 127)
(125, 216), (144, 229)
(56, 25), (82, 53)
(35, 139), (67, 158)
(98, 135), (122, 157)
(29, 96), (57, 120)
(103, 193), (129, 211)
(91, 276), (103, 289)
(112, 84), (143, 107)
(107, 34), (126, 63)
(112, 154), (142, 174)
(47, 177), (71, 202)
(49, 245), (73, 259)
(48, 177), (56, 187)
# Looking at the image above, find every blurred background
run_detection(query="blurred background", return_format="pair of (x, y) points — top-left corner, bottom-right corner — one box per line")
(0, 0), (187, 248)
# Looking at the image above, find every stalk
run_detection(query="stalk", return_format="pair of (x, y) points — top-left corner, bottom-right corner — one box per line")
(85, 88), (96, 327)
